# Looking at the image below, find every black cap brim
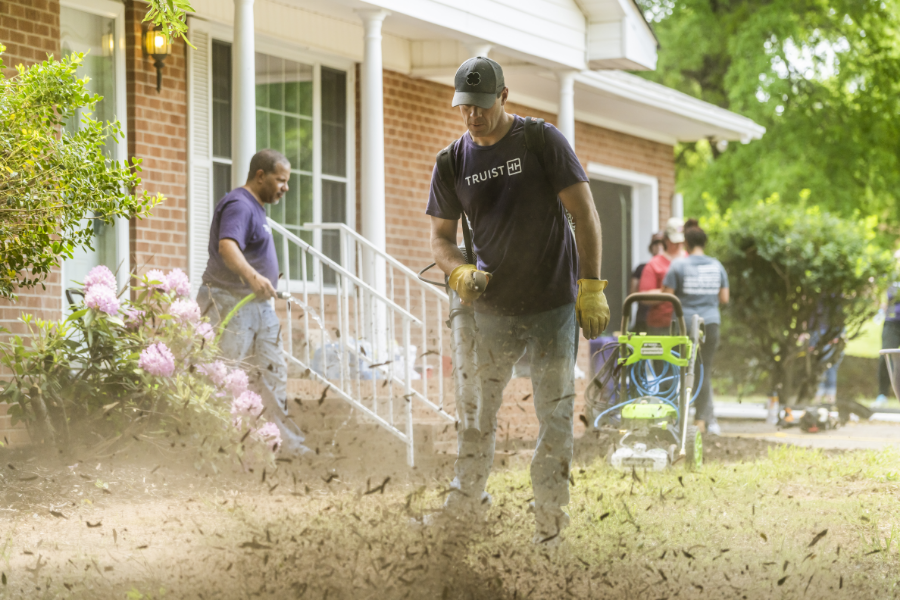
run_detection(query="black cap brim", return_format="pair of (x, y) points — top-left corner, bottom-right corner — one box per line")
(452, 91), (497, 109)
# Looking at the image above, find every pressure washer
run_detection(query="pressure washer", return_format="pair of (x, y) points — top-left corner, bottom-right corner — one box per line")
(586, 293), (705, 471)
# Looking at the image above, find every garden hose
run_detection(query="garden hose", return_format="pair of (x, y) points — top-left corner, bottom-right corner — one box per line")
(214, 292), (257, 343)
(590, 345), (704, 428)
(214, 291), (292, 344)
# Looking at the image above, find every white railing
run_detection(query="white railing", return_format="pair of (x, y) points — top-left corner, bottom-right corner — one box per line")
(268, 219), (453, 466)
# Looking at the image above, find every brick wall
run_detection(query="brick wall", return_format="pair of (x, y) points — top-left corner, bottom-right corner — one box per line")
(125, 1), (188, 279)
(0, 0), (59, 75)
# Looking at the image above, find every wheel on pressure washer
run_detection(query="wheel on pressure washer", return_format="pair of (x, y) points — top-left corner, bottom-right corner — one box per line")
(684, 425), (703, 471)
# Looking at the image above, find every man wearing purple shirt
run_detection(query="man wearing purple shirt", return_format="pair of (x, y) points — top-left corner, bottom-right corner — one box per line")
(197, 149), (311, 457)
(426, 57), (609, 543)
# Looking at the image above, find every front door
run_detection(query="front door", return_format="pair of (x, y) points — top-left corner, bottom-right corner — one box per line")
(590, 180), (632, 334)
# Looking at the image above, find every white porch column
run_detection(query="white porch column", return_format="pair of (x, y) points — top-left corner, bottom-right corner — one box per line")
(357, 9), (390, 254)
(556, 70), (577, 148)
(232, 0), (256, 188)
(357, 9), (390, 359)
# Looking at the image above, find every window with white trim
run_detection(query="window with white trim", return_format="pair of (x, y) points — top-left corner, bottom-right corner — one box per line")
(61, 2), (124, 292)
(209, 42), (349, 282)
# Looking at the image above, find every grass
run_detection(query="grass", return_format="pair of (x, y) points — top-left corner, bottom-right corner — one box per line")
(846, 315), (884, 359)
(2, 445), (900, 599)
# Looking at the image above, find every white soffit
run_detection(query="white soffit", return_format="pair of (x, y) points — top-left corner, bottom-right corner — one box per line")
(493, 66), (765, 144)
(578, 0), (659, 70)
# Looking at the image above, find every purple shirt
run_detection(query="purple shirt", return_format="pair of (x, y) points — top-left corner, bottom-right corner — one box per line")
(202, 188), (279, 296)
(426, 115), (588, 316)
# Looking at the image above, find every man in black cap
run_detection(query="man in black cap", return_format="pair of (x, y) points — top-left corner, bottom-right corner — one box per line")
(426, 56), (609, 543)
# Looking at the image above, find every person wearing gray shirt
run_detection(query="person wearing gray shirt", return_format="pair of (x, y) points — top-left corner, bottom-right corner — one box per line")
(662, 221), (729, 434)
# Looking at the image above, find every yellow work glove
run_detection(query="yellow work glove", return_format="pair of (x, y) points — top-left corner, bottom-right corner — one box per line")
(576, 279), (610, 340)
(449, 264), (490, 304)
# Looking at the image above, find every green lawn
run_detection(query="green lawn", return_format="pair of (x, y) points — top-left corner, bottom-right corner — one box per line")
(847, 316), (884, 359)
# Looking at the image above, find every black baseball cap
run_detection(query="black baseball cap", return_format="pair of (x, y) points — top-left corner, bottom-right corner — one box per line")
(452, 57), (505, 109)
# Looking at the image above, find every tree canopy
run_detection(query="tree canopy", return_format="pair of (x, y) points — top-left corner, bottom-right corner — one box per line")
(640, 0), (900, 238)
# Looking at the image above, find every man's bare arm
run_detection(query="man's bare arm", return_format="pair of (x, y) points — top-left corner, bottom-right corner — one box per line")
(558, 182), (601, 279)
(219, 238), (277, 299)
(430, 216), (467, 276)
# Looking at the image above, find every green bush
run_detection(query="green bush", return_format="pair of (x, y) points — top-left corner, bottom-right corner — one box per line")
(0, 46), (160, 299)
(704, 195), (895, 403)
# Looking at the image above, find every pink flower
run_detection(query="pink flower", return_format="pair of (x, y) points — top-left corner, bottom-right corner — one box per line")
(198, 360), (228, 386)
(255, 422), (282, 452)
(169, 298), (201, 325)
(164, 268), (191, 297)
(232, 390), (264, 417)
(142, 269), (167, 290)
(85, 286), (120, 315)
(224, 369), (249, 397)
(124, 308), (145, 329)
(195, 322), (215, 341)
(83, 265), (117, 294)
(139, 342), (176, 377)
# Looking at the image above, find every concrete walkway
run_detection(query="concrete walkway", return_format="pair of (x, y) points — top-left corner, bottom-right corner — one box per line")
(719, 419), (900, 451)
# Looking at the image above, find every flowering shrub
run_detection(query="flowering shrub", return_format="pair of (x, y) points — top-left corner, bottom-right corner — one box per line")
(0, 266), (278, 466)
(138, 342), (176, 377)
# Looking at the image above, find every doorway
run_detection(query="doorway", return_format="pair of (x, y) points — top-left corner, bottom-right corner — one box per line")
(589, 180), (632, 334)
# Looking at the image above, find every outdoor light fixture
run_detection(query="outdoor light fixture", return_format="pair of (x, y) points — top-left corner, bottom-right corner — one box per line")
(101, 32), (114, 57)
(142, 26), (171, 93)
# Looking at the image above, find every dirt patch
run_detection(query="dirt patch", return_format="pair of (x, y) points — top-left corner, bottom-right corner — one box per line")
(1, 435), (896, 600)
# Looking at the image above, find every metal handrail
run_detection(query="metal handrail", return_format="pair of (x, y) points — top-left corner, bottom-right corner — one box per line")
(267, 218), (420, 324)
(301, 222), (449, 301)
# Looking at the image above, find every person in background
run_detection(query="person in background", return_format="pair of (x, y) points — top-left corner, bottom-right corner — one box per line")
(661, 220), (729, 435)
(630, 232), (665, 332)
(197, 149), (312, 457)
(812, 334), (844, 405)
(874, 249), (900, 407)
(639, 217), (685, 334)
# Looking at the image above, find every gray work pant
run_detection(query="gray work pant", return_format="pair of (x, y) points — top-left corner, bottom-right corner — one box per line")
(197, 285), (307, 452)
(448, 302), (577, 513)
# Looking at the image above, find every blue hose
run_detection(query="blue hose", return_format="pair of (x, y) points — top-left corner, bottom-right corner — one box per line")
(593, 350), (703, 428)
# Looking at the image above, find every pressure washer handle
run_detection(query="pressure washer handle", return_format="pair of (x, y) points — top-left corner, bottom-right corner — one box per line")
(620, 292), (687, 335)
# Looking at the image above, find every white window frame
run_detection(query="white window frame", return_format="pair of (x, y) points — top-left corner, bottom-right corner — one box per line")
(204, 22), (357, 291)
(59, 0), (129, 302)
(586, 162), (659, 269)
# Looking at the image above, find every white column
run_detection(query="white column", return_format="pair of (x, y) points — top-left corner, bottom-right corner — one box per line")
(466, 42), (492, 58)
(357, 9), (390, 254)
(232, 0), (256, 188)
(556, 70), (577, 148)
(357, 9), (390, 359)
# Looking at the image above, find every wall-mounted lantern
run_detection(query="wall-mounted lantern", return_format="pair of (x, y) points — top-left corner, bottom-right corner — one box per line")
(142, 26), (171, 93)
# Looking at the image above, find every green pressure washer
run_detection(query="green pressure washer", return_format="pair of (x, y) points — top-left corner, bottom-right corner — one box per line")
(588, 293), (705, 471)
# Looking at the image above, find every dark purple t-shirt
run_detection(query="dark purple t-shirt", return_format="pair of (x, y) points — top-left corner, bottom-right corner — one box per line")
(201, 187), (279, 296)
(426, 115), (588, 316)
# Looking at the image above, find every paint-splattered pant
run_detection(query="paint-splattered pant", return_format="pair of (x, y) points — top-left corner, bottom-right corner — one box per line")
(197, 285), (308, 453)
(448, 302), (577, 514)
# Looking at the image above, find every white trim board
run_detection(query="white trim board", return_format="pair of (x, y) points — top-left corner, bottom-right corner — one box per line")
(586, 162), (659, 269)
(507, 90), (678, 146)
(59, 0), (130, 299)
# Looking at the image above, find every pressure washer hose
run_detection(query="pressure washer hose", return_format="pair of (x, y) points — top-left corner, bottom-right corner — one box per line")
(214, 290), (292, 344)
(589, 345), (704, 428)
